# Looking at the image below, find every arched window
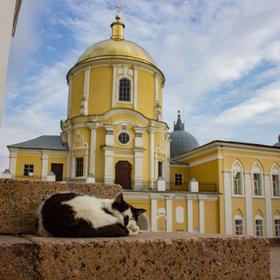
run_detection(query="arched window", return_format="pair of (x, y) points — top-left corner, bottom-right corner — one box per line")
(234, 212), (243, 235)
(271, 164), (280, 197)
(255, 212), (264, 236)
(252, 162), (263, 196)
(119, 78), (131, 102)
(232, 161), (243, 195)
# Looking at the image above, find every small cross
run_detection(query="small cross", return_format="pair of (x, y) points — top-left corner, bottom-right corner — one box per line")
(116, 5), (121, 16)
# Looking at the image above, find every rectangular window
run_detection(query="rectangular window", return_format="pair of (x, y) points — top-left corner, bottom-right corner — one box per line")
(272, 175), (280, 196)
(255, 219), (263, 236)
(75, 158), (84, 177)
(233, 172), (242, 195)
(158, 161), (163, 178)
(175, 174), (183, 185)
(24, 164), (34, 176)
(235, 219), (243, 235)
(253, 173), (262, 196)
(275, 220), (280, 237)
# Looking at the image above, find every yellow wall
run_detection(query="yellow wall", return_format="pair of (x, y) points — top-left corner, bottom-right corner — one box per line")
(70, 71), (84, 118)
(15, 153), (42, 180)
(137, 69), (155, 119)
(205, 201), (219, 233)
(88, 67), (112, 115)
(169, 165), (188, 191)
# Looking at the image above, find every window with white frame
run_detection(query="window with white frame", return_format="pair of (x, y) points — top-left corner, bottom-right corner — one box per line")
(234, 216), (243, 235)
(275, 219), (280, 237)
(255, 219), (263, 236)
(233, 171), (242, 195)
(119, 78), (131, 102)
(253, 173), (262, 196)
(24, 164), (34, 176)
(175, 174), (183, 185)
(272, 174), (280, 196)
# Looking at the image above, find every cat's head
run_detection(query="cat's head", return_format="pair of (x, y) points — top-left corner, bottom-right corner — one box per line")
(112, 193), (146, 226)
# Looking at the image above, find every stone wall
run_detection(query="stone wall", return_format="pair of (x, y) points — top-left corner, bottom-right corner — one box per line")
(0, 179), (122, 234)
(0, 232), (270, 280)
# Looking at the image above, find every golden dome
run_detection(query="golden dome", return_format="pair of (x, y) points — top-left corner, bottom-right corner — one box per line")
(77, 39), (156, 66)
(76, 15), (156, 67)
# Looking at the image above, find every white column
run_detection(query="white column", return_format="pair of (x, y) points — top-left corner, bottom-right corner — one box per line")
(104, 148), (114, 184)
(134, 149), (144, 188)
(187, 198), (193, 232)
(133, 66), (138, 110)
(154, 74), (159, 102)
(88, 123), (97, 180)
(149, 127), (155, 188)
(71, 156), (75, 178)
(245, 172), (253, 235)
(151, 197), (157, 231)
(223, 171), (232, 234)
(67, 79), (72, 118)
(199, 199), (205, 233)
(41, 153), (48, 181)
(166, 197), (173, 232)
(112, 65), (117, 107)
(84, 149), (89, 178)
(9, 152), (17, 178)
(165, 135), (170, 185)
(264, 174), (273, 238)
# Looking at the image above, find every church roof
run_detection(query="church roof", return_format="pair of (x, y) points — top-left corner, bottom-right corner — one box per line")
(7, 135), (68, 151)
(170, 112), (199, 158)
(273, 134), (280, 147)
(76, 15), (156, 67)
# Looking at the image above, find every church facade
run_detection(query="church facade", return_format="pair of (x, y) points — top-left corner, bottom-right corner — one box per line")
(5, 16), (280, 238)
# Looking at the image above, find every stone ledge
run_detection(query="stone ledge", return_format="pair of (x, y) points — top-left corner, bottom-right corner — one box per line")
(0, 232), (267, 280)
(0, 179), (122, 234)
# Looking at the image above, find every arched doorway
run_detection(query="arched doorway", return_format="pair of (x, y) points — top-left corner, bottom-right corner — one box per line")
(115, 161), (132, 189)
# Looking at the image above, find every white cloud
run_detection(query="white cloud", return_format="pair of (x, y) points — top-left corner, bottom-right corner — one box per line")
(1, 0), (280, 172)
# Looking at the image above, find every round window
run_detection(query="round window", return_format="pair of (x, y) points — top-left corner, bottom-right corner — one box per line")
(118, 132), (130, 144)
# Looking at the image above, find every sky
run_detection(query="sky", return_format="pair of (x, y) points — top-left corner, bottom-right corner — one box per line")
(1, 0), (280, 171)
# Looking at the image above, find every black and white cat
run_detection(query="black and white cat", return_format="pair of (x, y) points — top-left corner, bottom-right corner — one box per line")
(38, 192), (146, 237)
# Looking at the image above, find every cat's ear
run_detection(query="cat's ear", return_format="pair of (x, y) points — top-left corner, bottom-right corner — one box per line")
(131, 205), (146, 217)
(113, 193), (124, 205)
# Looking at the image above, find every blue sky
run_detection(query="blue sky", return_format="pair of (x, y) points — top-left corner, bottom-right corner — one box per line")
(1, 0), (280, 171)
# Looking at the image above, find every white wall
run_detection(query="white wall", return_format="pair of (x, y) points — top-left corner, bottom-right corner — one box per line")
(0, 0), (17, 124)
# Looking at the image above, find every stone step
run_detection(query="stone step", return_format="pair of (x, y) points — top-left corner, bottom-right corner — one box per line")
(0, 232), (270, 280)
(0, 179), (122, 234)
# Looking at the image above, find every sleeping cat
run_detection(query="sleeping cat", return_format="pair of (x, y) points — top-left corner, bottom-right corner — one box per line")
(38, 192), (146, 237)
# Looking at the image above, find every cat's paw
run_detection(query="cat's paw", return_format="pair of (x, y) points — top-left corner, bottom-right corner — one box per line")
(127, 220), (139, 234)
(128, 229), (138, 236)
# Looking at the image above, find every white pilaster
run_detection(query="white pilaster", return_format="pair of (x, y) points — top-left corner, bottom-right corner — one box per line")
(105, 125), (115, 146)
(165, 135), (170, 184)
(81, 66), (90, 115)
(151, 197), (157, 231)
(149, 127), (155, 188)
(134, 127), (143, 148)
(9, 152), (17, 178)
(85, 149), (89, 178)
(67, 79), (72, 118)
(199, 199), (205, 233)
(223, 171), (232, 234)
(104, 148), (114, 184)
(71, 156), (75, 178)
(134, 149), (144, 188)
(166, 197), (173, 232)
(67, 129), (72, 180)
(264, 174), (273, 238)
(187, 198), (193, 232)
(154, 74), (159, 102)
(245, 172), (253, 235)
(88, 123), (97, 180)
(133, 66), (138, 110)
(41, 153), (48, 181)
(112, 65), (117, 107)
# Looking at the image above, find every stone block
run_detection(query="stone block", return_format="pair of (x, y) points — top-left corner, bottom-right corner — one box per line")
(25, 232), (270, 280)
(0, 235), (35, 280)
(0, 179), (122, 234)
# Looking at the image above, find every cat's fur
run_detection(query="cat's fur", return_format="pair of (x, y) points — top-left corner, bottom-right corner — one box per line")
(38, 192), (146, 237)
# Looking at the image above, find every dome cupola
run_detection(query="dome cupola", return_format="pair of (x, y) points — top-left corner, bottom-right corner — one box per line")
(170, 111), (199, 158)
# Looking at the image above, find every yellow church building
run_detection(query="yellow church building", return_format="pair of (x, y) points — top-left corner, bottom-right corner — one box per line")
(4, 15), (280, 239)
